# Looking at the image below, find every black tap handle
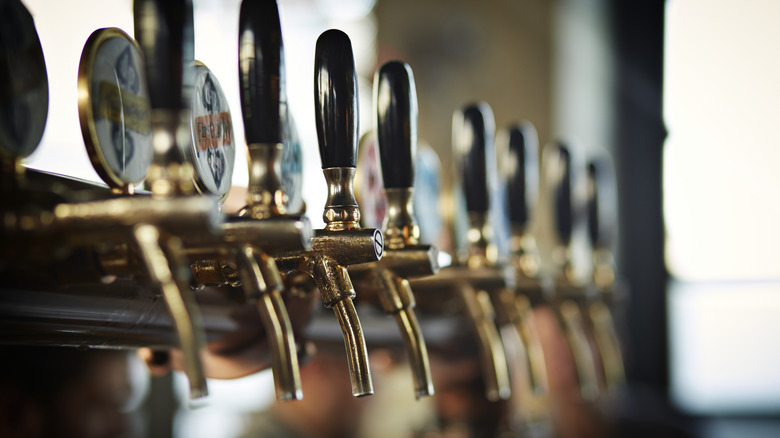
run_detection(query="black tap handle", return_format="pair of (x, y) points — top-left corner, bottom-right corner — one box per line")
(133, 0), (194, 110)
(375, 61), (417, 189)
(453, 102), (494, 214)
(587, 156), (617, 249)
(505, 123), (539, 229)
(314, 29), (358, 169)
(239, 0), (286, 144)
(547, 142), (573, 246)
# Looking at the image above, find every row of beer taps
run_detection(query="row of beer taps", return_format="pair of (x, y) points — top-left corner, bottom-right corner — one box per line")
(0, 0), (626, 436)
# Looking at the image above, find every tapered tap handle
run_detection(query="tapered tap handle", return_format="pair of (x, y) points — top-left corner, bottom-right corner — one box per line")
(504, 123), (539, 229)
(375, 61), (417, 189)
(453, 102), (495, 214)
(545, 142), (574, 246)
(587, 156), (617, 250)
(239, 0), (285, 144)
(133, 0), (193, 110)
(314, 29), (358, 169)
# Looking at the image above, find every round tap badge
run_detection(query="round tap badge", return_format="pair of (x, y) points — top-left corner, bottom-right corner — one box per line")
(414, 143), (444, 246)
(355, 130), (387, 229)
(282, 112), (304, 214)
(188, 62), (235, 199)
(0, 0), (49, 160)
(78, 28), (152, 189)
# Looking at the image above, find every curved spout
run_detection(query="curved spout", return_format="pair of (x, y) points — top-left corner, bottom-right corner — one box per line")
(588, 301), (625, 390)
(133, 224), (207, 399)
(309, 256), (373, 397)
(375, 269), (433, 398)
(558, 300), (600, 401)
(459, 283), (511, 402)
(236, 245), (302, 401)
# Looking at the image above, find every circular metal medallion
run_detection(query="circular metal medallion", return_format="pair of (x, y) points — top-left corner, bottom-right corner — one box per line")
(188, 62), (236, 199)
(0, 1), (49, 160)
(78, 27), (152, 190)
(355, 130), (387, 229)
(414, 144), (444, 245)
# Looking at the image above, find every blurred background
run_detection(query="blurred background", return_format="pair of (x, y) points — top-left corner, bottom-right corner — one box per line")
(14, 0), (780, 437)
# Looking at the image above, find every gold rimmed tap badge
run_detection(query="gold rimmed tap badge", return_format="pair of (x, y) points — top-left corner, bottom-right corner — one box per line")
(77, 27), (153, 193)
(187, 61), (236, 200)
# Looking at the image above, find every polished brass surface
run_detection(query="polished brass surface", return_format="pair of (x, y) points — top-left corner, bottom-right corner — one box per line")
(147, 109), (196, 197)
(465, 212), (496, 268)
(272, 223), (382, 396)
(383, 187), (419, 248)
(246, 142), (286, 218)
(322, 167), (360, 230)
(589, 300), (625, 390)
(133, 223), (208, 398)
(374, 268), (433, 398)
(559, 299), (600, 401)
(589, 248), (625, 391)
(51, 195), (220, 238)
(460, 284), (512, 402)
(345, 184), (436, 398)
(236, 245), (302, 401)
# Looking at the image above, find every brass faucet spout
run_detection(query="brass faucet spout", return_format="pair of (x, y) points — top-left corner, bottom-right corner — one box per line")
(460, 283), (511, 402)
(236, 245), (302, 401)
(375, 269), (433, 398)
(133, 223), (208, 398)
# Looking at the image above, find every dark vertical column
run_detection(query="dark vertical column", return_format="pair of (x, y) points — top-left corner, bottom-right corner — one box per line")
(611, 1), (668, 391)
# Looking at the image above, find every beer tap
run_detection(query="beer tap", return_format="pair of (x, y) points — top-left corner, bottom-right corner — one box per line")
(543, 142), (601, 402)
(411, 102), (512, 403)
(273, 29), (383, 397)
(347, 61), (435, 399)
(150, 0), (307, 401)
(585, 155), (625, 392)
(497, 122), (552, 428)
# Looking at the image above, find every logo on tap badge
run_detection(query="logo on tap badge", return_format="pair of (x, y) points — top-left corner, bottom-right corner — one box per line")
(188, 62), (236, 198)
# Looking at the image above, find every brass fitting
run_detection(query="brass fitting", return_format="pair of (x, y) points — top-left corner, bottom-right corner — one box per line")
(246, 142), (286, 219)
(322, 167), (361, 230)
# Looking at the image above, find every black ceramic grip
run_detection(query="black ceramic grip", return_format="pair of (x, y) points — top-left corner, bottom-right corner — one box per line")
(454, 102), (494, 214)
(133, 0), (194, 110)
(314, 30), (358, 169)
(504, 123), (539, 229)
(549, 142), (573, 246)
(375, 61), (417, 189)
(587, 156), (617, 249)
(239, 0), (286, 144)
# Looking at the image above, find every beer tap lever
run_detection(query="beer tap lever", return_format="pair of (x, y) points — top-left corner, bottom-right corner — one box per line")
(275, 29), (381, 397)
(370, 60), (434, 398)
(134, 0), (195, 195)
(452, 102), (512, 401)
(239, 0), (286, 219)
(133, 0), (207, 398)
(586, 156), (625, 390)
(236, 0), (302, 401)
(545, 142), (600, 401)
(502, 123), (549, 395)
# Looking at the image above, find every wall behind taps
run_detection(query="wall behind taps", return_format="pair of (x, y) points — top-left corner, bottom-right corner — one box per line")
(374, 0), (553, 225)
(375, 0), (617, 277)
